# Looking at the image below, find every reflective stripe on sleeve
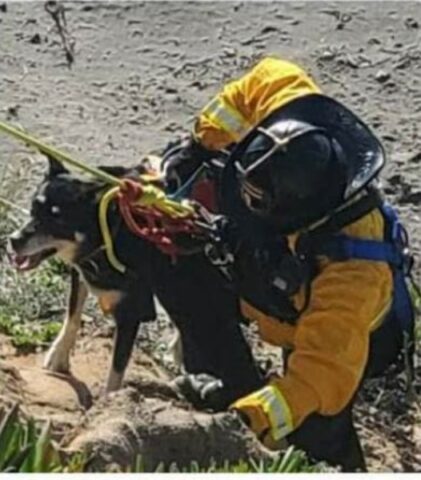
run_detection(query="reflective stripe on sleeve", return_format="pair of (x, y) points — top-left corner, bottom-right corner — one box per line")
(255, 385), (294, 440)
(201, 97), (251, 141)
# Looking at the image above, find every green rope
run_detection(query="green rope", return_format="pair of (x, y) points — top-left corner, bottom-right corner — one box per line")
(0, 120), (121, 186)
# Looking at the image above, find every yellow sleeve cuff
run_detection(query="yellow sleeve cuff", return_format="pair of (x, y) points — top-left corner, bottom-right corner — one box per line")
(232, 384), (294, 440)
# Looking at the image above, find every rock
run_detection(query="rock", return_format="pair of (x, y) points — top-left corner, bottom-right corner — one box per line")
(382, 133), (396, 142)
(375, 69), (390, 83)
(6, 105), (19, 119)
(384, 81), (396, 90)
(164, 122), (180, 133)
(91, 81), (108, 88)
(405, 17), (419, 29)
(223, 47), (236, 57)
(68, 382), (274, 471)
(409, 152), (421, 164)
(29, 33), (42, 45)
(319, 49), (336, 61)
(128, 118), (141, 125)
(260, 25), (278, 34)
(0, 3), (7, 13)
(346, 55), (359, 68)
(387, 174), (403, 186)
(399, 189), (421, 205)
(164, 86), (178, 94)
(189, 80), (207, 90)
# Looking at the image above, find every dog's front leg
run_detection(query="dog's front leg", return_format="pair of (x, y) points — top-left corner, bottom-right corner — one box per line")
(43, 268), (88, 373)
(106, 293), (142, 392)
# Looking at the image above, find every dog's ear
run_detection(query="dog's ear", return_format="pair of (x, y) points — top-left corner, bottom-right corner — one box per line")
(47, 155), (68, 176)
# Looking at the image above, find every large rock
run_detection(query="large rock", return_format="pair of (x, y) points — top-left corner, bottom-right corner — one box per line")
(68, 379), (274, 471)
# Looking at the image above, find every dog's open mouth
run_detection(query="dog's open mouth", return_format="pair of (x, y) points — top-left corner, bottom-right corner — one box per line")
(9, 248), (57, 271)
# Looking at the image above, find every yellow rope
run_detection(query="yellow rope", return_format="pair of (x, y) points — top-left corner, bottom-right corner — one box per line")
(136, 181), (195, 218)
(98, 187), (127, 274)
(97, 180), (197, 273)
(0, 120), (195, 216)
(0, 121), (121, 187)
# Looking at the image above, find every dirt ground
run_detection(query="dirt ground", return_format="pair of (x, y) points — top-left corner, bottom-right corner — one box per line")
(0, 0), (421, 472)
(0, 334), (277, 472)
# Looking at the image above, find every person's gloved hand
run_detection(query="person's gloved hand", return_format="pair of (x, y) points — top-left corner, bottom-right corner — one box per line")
(172, 373), (230, 412)
(230, 383), (292, 450)
(161, 134), (214, 192)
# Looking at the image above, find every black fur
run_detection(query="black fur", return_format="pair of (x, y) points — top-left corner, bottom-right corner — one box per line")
(68, 268), (80, 318)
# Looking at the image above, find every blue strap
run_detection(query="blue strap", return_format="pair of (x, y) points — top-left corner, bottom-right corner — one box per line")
(381, 202), (410, 248)
(311, 203), (414, 333)
(168, 164), (206, 201)
(313, 235), (405, 267)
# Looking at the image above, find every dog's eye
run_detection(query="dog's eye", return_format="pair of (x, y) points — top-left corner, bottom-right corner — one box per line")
(50, 205), (61, 216)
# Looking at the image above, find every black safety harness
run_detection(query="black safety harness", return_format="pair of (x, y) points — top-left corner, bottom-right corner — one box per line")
(204, 183), (416, 345)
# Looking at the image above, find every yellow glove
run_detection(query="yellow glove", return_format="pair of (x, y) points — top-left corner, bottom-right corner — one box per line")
(231, 383), (293, 450)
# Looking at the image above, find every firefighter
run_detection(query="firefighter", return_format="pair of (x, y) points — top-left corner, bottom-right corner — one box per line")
(162, 57), (416, 471)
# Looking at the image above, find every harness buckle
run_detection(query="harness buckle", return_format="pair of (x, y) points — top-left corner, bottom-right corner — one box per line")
(204, 242), (234, 281)
(401, 247), (414, 276)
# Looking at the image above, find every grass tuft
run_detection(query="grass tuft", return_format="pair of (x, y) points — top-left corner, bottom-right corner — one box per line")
(0, 404), (85, 473)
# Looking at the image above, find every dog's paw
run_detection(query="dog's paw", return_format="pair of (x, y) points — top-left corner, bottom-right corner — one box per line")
(43, 345), (71, 373)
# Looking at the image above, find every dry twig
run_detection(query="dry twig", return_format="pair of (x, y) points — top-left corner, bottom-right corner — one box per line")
(44, 1), (75, 68)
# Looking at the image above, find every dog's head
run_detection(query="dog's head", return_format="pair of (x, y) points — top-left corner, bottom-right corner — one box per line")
(8, 156), (148, 271)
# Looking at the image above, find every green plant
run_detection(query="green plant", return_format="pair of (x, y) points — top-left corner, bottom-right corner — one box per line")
(0, 208), (68, 351)
(0, 314), (62, 351)
(128, 447), (328, 473)
(0, 247), (64, 353)
(0, 404), (85, 473)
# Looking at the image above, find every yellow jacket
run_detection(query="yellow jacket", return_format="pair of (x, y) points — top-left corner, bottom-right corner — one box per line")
(194, 57), (393, 434)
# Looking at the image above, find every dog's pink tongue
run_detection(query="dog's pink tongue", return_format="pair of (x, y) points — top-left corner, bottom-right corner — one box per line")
(11, 254), (31, 271)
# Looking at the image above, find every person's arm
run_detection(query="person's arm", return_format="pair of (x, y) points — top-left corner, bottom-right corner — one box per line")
(194, 56), (320, 150)
(162, 57), (320, 184)
(232, 210), (393, 445)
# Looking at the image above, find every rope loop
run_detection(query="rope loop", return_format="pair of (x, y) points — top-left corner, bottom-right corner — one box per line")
(118, 178), (143, 203)
(99, 176), (203, 271)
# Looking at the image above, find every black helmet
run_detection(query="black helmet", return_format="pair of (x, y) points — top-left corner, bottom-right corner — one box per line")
(221, 94), (385, 234)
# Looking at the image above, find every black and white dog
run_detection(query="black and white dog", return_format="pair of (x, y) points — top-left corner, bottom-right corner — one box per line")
(7, 157), (260, 395)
